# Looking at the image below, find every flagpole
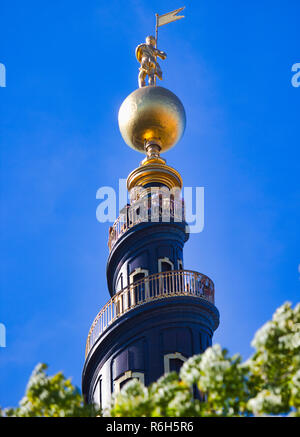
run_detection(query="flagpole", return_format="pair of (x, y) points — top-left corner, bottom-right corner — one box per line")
(155, 13), (158, 46)
(155, 13), (158, 86)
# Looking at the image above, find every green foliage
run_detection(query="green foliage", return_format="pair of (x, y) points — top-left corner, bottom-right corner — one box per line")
(1, 302), (299, 417)
(109, 372), (198, 417)
(109, 376), (152, 417)
(1, 363), (98, 417)
(246, 302), (300, 416)
(149, 372), (197, 417)
(180, 345), (250, 416)
(109, 302), (300, 417)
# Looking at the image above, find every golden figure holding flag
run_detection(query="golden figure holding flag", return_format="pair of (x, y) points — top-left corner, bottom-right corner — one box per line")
(136, 7), (185, 88)
(136, 36), (167, 88)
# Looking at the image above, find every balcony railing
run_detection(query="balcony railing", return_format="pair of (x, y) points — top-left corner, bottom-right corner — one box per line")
(108, 197), (185, 252)
(85, 270), (214, 357)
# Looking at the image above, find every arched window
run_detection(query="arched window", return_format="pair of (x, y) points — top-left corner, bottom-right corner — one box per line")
(115, 273), (125, 316)
(158, 258), (174, 294)
(116, 273), (123, 292)
(158, 257), (174, 272)
(113, 371), (145, 394)
(164, 352), (187, 374)
(93, 376), (102, 409)
(129, 268), (149, 305)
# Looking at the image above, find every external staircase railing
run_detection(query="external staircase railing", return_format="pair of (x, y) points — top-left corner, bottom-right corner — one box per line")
(85, 269), (214, 357)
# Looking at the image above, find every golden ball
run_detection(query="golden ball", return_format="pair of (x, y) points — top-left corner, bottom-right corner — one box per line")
(118, 86), (186, 154)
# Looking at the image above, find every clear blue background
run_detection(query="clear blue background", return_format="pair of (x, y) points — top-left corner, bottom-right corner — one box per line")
(0, 0), (299, 407)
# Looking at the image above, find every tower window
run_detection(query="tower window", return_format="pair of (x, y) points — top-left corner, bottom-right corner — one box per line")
(113, 370), (145, 394)
(177, 260), (183, 270)
(116, 273), (123, 292)
(99, 378), (102, 410)
(164, 352), (187, 374)
(93, 376), (102, 409)
(132, 272), (146, 282)
(129, 268), (149, 304)
(169, 358), (184, 373)
(129, 268), (149, 283)
(158, 258), (174, 294)
(158, 257), (174, 272)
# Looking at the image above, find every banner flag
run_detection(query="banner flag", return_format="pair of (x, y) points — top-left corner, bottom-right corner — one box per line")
(157, 7), (185, 28)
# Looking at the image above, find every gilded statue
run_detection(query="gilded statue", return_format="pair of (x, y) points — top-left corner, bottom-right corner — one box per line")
(135, 36), (167, 88)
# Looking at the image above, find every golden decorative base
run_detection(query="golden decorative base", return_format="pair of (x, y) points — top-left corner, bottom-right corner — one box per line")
(127, 156), (182, 191)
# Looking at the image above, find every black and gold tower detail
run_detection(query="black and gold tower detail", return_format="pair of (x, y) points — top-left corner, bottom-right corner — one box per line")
(82, 23), (219, 410)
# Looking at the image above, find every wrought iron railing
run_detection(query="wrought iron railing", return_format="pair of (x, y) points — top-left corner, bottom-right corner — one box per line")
(108, 197), (185, 252)
(85, 270), (214, 357)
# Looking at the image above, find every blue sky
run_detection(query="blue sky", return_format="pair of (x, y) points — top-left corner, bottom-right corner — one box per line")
(0, 0), (299, 407)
